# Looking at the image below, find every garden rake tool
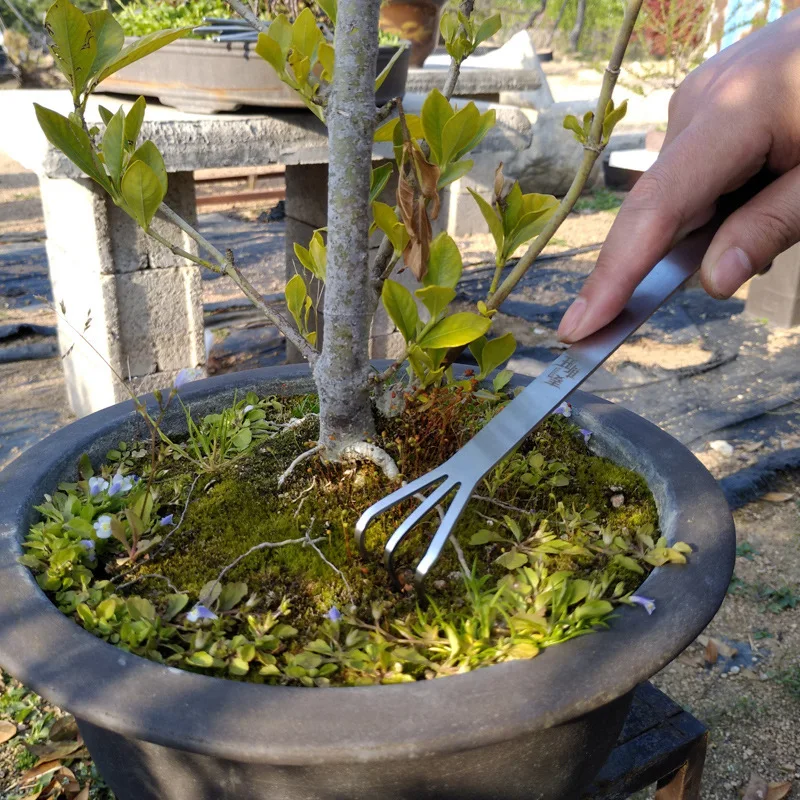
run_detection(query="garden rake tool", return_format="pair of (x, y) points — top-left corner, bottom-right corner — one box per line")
(355, 172), (773, 595)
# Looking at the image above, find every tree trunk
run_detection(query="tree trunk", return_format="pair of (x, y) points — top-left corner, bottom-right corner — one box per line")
(313, 0), (380, 454)
(568, 0), (587, 50)
(525, 0), (548, 30)
(546, 0), (569, 48)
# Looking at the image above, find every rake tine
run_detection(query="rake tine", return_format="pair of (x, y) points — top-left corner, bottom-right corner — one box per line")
(383, 480), (455, 589)
(354, 468), (448, 557)
(414, 486), (472, 593)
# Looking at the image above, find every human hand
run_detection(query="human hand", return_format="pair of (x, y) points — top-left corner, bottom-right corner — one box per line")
(558, 10), (800, 342)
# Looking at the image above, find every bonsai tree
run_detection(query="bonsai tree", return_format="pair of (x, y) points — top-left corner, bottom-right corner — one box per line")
(34, 0), (642, 478)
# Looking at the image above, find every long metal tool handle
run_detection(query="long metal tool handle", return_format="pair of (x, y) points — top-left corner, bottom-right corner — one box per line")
(449, 224), (717, 478)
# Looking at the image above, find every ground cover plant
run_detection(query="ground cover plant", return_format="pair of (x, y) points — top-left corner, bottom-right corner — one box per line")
(20, 0), (692, 687)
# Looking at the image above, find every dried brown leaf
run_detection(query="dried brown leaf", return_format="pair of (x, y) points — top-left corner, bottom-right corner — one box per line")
(493, 162), (505, 202)
(0, 719), (17, 743)
(49, 714), (79, 743)
(697, 635), (737, 660)
(762, 492), (794, 503)
(743, 773), (769, 800)
(397, 169), (431, 282)
(704, 638), (718, 665)
(73, 784), (90, 800)
(28, 739), (84, 765)
(766, 781), (792, 800)
(19, 760), (62, 785)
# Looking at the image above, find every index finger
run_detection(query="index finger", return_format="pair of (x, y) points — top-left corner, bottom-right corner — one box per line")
(557, 120), (766, 343)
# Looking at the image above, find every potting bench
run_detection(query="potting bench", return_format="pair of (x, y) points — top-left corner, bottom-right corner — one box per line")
(0, 85), (538, 416)
(586, 682), (707, 800)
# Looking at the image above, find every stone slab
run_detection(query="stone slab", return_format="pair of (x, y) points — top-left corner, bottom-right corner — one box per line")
(0, 90), (534, 179)
(406, 66), (542, 95)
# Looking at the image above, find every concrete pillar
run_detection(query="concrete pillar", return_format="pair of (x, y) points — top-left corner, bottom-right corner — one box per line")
(745, 243), (800, 328)
(284, 163), (419, 363)
(40, 172), (205, 416)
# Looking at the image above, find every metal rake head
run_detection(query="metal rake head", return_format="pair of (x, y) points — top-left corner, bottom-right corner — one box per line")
(354, 466), (474, 595)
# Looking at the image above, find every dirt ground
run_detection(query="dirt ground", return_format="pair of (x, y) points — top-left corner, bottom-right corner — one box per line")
(2, 119), (800, 799)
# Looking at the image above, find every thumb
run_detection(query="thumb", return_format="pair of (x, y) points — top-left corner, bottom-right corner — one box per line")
(701, 165), (800, 298)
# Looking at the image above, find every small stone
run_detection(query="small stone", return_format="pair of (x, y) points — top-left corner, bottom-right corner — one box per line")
(760, 672), (769, 680)
(611, 494), (625, 508)
(433, 580), (447, 590)
(709, 440), (734, 456)
(729, 665), (740, 675)
(720, 671), (728, 678)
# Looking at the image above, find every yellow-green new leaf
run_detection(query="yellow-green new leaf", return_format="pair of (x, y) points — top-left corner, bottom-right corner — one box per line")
(382, 279), (419, 344)
(308, 230), (327, 281)
(474, 14), (501, 47)
(602, 99), (627, 143)
(376, 45), (407, 91)
(317, 41), (334, 82)
(478, 332), (516, 378)
(372, 201), (408, 253)
(285, 273), (308, 329)
(425, 231), (462, 288)
(123, 96), (146, 150)
(454, 109), (496, 162)
(292, 8), (323, 60)
(563, 113), (584, 143)
(86, 9), (124, 80)
(415, 285), (456, 320)
(421, 89), (454, 166)
(374, 114), (423, 143)
(101, 107), (126, 186)
(120, 159), (164, 230)
(417, 312), (490, 349)
(468, 189), (504, 256)
(268, 14), (293, 53)
(46, 0), (96, 98)
(96, 28), (192, 84)
(256, 32), (286, 75)
(437, 158), (473, 189)
(441, 103), (480, 167)
(317, 0), (337, 25)
(130, 140), (167, 196)
(34, 104), (111, 192)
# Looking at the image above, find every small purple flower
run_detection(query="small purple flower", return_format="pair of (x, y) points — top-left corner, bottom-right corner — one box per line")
(80, 539), (96, 553)
(630, 595), (656, 615)
(108, 472), (136, 497)
(186, 605), (218, 623)
(174, 367), (204, 390)
(553, 402), (572, 418)
(93, 515), (113, 539)
(324, 606), (342, 622)
(580, 428), (592, 444)
(159, 514), (174, 527)
(88, 476), (109, 496)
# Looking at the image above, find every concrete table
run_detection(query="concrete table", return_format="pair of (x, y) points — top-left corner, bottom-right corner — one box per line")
(0, 88), (535, 416)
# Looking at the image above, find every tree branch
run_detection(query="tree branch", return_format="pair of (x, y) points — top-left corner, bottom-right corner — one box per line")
(224, 0), (269, 32)
(441, 0), (476, 99)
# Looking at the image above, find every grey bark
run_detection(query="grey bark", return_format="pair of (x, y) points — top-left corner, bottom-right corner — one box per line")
(546, 0), (569, 47)
(568, 0), (587, 51)
(313, 0), (381, 452)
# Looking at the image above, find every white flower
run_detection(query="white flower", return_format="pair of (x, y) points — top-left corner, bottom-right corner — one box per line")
(93, 515), (113, 539)
(243, 404), (254, 413)
(88, 476), (109, 497)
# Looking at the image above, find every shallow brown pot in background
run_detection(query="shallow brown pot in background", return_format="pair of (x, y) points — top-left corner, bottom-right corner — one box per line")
(380, 0), (448, 66)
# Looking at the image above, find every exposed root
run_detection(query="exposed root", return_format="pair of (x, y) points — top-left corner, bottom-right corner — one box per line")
(340, 441), (400, 481)
(302, 518), (353, 597)
(118, 573), (182, 594)
(278, 444), (324, 488)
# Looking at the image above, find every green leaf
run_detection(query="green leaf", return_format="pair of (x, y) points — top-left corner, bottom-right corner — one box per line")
(65, 518), (94, 537)
(317, 0), (337, 25)
(129, 140), (167, 196)
(437, 158), (473, 189)
(441, 103), (480, 166)
(96, 28), (193, 84)
(504, 198), (558, 257)
(127, 596), (155, 621)
(563, 113), (585, 143)
(218, 582), (249, 611)
(454, 109), (496, 162)
(415, 286), (455, 320)
(417, 312), (490, 349)
(478, 333), (516, 378)
(97, 105), (113, 126)
(374, 114), (423, 143)
(502, 182), (524, 235)
(317, 41), (334, 82)
(163, 593), (189, 621)
(120, 159), (164, 230)
(257, 30), (285, 74)
(382, 279), (419, 343)
(470, 528), (504, 545)
(268, 14), (293, 54)
(292, 7), (323, 59)
(370, 163), (393, 204)
(375, 45), (407, 92)
(574, 600), (614, 620)
(468, 189), (504, 255)
(602, 99), (628, 142)
(186, 651), (214, 668)
(231, 427), (253, 452)
(228, 657), (250, 676)
(78, 452), (93, 480)
(372, 202), (408, 254)
(421, 89), (454, 166)
(469, 335), (486, 366)
(123, 96), (146, 150)
(285, 273), (308, 329)
(101, 107), (125, 186)
(45, 0), (96, 98)
(496, 550), (528, 570)
(86, 9), (124, 80)
(34, 104), (111, 191)
(308, 231), (327, 281)
(425, 231), (462, 288)
(474, 14), (502, 46)
(493, 369), (513, 392)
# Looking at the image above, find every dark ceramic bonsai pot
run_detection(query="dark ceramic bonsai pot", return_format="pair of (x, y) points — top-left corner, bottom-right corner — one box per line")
(0, 364), (735, 800)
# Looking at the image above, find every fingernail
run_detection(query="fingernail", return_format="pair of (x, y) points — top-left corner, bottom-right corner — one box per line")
(710, 247), (753, 297)
(558, 297), (587, 341)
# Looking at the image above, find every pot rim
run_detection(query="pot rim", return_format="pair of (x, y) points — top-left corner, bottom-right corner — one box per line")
(0, 363), (734, 765)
